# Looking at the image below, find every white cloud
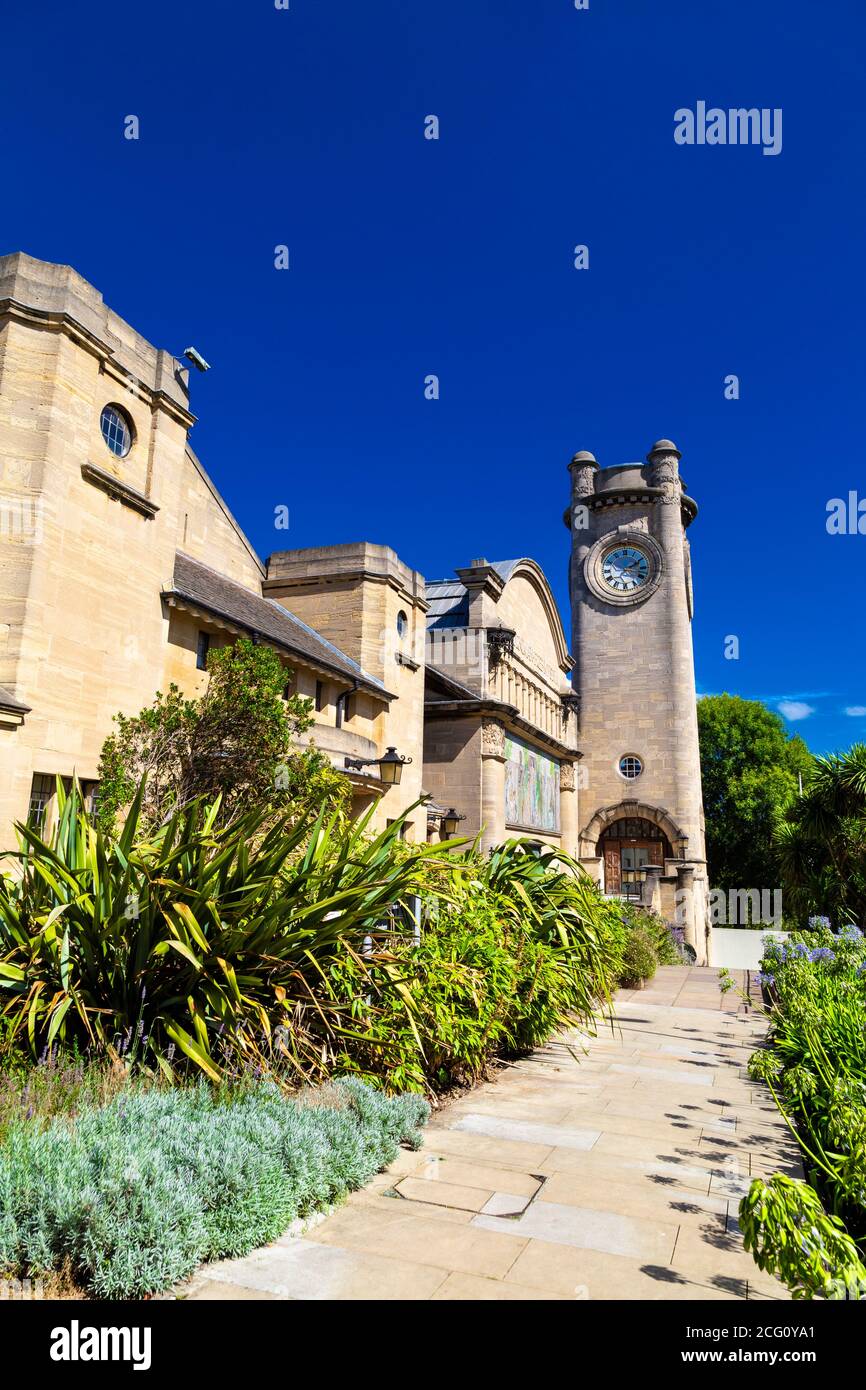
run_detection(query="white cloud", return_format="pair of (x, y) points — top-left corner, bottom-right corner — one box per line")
(845, 705), (866, 717)
(778, 700), (815, 721)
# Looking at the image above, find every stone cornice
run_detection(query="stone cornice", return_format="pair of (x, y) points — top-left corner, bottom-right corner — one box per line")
(424, 696), (581, 759)
(81, 462), (159, 518)
(564, 486), (698, 529)
(0, 297), (196, 431)
(263, 570), (429, 612)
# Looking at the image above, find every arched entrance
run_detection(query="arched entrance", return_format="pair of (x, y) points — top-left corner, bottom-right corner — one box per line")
(597, 816), (673, 899)
(580, 801), (687, 899)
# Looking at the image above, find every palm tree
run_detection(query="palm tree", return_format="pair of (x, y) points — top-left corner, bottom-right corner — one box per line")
(775, 744), (866, 927)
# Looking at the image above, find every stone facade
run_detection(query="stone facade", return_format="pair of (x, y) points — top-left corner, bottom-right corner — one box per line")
(0, 254), (411, 845)
(262, 544), (429, 843)
(423, 558), (581, 853)
(0, 255), (708, 958)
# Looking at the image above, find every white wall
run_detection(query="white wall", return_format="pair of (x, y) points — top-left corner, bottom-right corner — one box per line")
(711, 928), (788, 970)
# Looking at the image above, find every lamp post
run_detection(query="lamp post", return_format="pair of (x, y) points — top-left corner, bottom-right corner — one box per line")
(441, 808), (466, 836)
(344, 746), (412, 785)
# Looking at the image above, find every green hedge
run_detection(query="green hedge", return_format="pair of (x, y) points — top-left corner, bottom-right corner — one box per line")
(738, 924), (866, 1298)
(0, 1077), (428, 1298)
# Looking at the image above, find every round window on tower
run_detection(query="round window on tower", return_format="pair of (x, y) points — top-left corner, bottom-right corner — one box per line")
(100, 404), (134, 458)
(619, 755), (643, 780)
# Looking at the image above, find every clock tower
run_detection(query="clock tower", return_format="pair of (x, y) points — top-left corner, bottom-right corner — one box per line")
(567, 440), (709, 963)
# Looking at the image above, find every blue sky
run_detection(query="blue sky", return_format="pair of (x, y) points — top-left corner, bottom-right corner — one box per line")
(3, 0), (863, 753)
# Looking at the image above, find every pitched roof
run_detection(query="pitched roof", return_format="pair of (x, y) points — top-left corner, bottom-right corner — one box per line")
(425, 560), (518, 629)
(0, 684), (30, 714)
(164, 552), (392, 698)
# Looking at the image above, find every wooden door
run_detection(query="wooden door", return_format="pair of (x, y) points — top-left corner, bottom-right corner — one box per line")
(604, 845), (621, 894)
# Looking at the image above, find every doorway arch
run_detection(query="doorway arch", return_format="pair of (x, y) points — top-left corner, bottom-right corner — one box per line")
(580, 801), (688, 898)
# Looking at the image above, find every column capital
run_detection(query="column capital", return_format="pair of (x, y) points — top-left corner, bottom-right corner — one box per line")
(480, 718), (506, 760)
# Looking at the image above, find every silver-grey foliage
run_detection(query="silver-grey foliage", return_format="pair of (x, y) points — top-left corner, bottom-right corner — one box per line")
(0, 1077), (429, 1298)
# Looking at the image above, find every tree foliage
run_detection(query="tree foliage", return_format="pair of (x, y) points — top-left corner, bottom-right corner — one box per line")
(697, 694), (813, 892)
(775, 743), (866, 926)
(95, 638), (347, 831)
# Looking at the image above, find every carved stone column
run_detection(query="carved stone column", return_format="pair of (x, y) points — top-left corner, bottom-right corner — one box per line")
(569, 450), (598, 498)
(559, 760), (579, 859)
(479, 718), (506, 855)
(647, 438), (681, 504)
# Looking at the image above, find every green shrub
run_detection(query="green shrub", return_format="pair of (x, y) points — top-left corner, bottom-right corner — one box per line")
(302, 843), (622, 1093)
(740, 1174), (866, 1300)
(0, 1077), (428, 1298)
(0, 780), (623, 1097)
(0, 1051), (140, 1144)
(739, 925), (866, 1296)
(619, 929), (658, 987)
(636, 907), (682, 966)
(0, 779), (445, 1083)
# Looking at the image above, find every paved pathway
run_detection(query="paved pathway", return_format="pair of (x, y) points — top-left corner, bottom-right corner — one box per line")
(178, 967), (800, 1301)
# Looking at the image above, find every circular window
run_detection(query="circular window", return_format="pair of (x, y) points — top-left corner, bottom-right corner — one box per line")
(100, 404), (133, 458)
(396, 610), (408, 638)
(619, 755), (643, 780)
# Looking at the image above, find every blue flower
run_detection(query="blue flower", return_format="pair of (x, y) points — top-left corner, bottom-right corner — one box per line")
(838, 924), (863, 942)
(809, 916), (832, 930)
(758, 972), (776, 987)
(809, 947), (835, 963)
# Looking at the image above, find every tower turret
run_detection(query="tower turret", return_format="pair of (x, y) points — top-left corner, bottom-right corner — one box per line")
(567, 439), (708, 961)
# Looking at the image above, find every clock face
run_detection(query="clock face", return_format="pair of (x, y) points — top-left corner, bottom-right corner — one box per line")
(601, 545), (650, 595)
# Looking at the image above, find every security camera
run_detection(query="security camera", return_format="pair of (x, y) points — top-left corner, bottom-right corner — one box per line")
(183, 346), (211, 373)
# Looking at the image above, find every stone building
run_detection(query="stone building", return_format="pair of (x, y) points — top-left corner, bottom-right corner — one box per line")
(0, 253), (709, 959)
(423, 558), (580, 855)
(0, 253), (417, 844)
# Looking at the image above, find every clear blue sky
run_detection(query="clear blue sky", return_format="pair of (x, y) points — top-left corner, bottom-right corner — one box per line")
(3, 0), (863, 753)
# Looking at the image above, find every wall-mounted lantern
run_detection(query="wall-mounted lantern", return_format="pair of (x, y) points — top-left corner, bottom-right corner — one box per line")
(441, 807), (466, 836)
(345, 746), (412, 786)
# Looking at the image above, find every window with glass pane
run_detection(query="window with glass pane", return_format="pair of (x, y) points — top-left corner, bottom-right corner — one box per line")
(100, 404), (133, 458)
(28, 773), (53, 831)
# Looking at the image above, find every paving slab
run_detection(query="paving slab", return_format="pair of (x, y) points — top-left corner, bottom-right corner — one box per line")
(451, 1112), (601, 1151)
(177, 967), (798, 1300)
(180, 1238), (448, 1301)
(472, 1199), (678, 1264)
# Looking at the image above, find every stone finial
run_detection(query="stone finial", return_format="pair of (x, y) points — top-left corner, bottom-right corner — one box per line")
(647, 439), (681, 460)
(569, 450), (598, 500)
(647, 439), (681, 498)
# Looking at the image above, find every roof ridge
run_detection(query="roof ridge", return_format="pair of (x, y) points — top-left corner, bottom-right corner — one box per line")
(169, 552), (391, 697)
